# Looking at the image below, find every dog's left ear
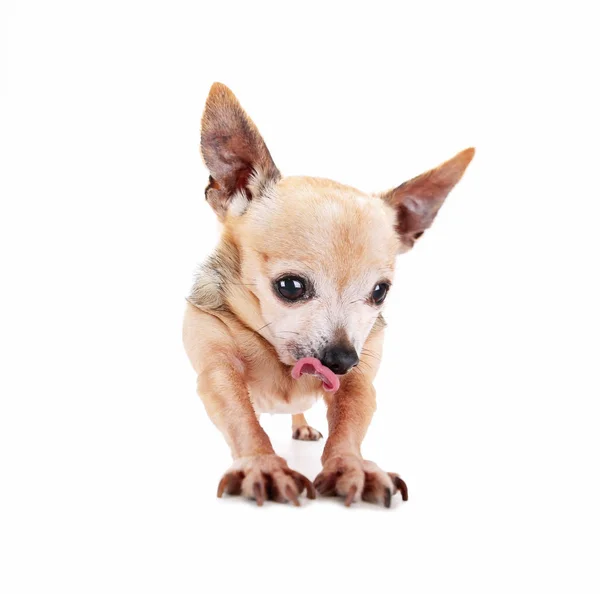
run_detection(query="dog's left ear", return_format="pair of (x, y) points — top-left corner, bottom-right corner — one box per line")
(381, 148), (475, 252)
(201, 82), (280, 218)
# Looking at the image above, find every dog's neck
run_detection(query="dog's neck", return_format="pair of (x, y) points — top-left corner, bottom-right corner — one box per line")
(189, 232), (275, 342)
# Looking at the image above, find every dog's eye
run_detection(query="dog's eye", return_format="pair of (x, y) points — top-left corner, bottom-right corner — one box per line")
(275, 276), (307, 301)
(371, 283), (389, 305)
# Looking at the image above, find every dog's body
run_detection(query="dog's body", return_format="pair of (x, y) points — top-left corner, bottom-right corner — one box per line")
(183, 83), (474, 507)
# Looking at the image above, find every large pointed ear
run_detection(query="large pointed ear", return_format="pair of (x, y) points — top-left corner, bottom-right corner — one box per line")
(200, 83), (280, 217)
(381, 148), (475, 252)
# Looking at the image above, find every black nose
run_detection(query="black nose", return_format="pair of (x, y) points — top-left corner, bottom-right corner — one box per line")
(320, 345), (359, 375)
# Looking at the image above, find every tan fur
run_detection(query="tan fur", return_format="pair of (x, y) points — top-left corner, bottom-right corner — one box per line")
(183, 83), (474, 506)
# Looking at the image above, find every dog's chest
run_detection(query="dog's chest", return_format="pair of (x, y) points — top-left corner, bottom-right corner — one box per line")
(247, 375), (321, 414)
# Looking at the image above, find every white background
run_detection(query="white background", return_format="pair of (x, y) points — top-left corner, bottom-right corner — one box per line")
(1, 1), (599, 592)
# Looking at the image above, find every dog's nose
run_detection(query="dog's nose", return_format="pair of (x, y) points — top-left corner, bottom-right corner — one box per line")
(320, 345), (359, 375)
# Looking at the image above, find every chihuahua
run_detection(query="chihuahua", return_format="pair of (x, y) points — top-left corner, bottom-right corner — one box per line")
(183, 83), (474, 507)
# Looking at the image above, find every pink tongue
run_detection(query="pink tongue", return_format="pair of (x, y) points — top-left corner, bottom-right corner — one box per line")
(291, 357), (341, 393)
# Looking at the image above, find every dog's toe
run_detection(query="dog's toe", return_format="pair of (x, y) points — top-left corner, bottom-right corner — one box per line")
(292, 425), (323, 441)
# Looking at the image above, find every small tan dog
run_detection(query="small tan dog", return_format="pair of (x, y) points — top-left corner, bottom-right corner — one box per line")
(183, 83), (474, 507)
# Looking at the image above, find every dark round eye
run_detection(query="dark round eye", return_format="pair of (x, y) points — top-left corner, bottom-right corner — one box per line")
(371, 282), (389, 305)
(275, 276), (307, 301)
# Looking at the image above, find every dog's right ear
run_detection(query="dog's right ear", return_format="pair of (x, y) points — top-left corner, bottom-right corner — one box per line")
(200, 83), (280, 218)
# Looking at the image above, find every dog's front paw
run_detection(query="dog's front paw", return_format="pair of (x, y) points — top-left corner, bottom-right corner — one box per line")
(292, 425), (323, 441)
(314, 455), (408, 508)
(217, 454), (316, 506)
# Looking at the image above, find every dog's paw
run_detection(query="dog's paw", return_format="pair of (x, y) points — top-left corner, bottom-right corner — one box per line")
(217, 454), (316, 506)
(313, 455), (408, 508)
(292, 425), (323, 441)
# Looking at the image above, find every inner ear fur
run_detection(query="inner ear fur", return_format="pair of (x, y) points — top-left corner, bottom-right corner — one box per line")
(200, 82), (280, 217)
(381, 148), (475, 252)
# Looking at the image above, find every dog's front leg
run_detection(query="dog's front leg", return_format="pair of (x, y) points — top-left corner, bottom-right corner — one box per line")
(198, 362), (316, 506)
(184, 304), (315, 506)
(315, 373), (408, 508)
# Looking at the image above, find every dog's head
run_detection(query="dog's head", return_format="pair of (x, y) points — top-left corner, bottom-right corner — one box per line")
(199, 83), (474, 373)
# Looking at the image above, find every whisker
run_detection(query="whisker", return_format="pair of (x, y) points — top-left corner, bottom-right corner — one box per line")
(256, 322), (272, 333)
(224, 282), (257, 287)
(194, 281), (258, 290)
(354, 365), (366, 379)
(359, 359), (374, 371)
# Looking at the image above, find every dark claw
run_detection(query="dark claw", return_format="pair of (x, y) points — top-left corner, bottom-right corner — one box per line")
(292, 428), (300, 439)
(393, 476), (408, 501)
(217, 474), (229, 498)
(384, 487), (392, 508)
(263, 472), (282, 502)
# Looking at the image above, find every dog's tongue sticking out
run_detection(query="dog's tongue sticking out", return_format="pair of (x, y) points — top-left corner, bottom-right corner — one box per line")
(291, 357), (340, 393)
